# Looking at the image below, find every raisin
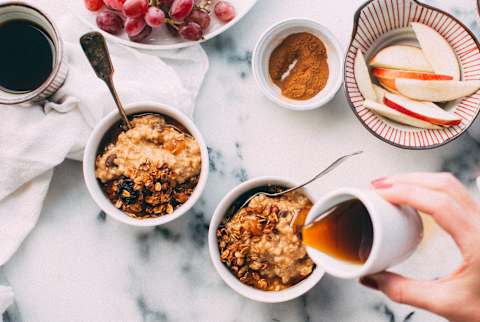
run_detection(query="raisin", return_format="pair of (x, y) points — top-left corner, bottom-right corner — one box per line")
(118, 179), (139, 205)
(105, 154), (117, 167)
(278, 210), (289, 218)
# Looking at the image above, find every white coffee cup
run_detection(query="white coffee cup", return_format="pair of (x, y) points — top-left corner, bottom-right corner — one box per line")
(0, 1), (67, 104)
(305, 188), (423, 279)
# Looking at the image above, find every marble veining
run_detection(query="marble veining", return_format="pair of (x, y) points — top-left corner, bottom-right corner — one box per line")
(204, 35), (253, 80)
(208, 147), (226, 176)
(187, 206), (210, 248)
(208, 144), (249, 184)
(3, 0), (479, 321)
(441, 136), (480, 186)
(136, 295), (168, 322)
(97, 210), (107, 222)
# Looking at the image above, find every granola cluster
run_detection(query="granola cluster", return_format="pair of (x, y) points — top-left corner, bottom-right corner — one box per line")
(103, 162), (198, 218)
(217, 192), (315, 291)
(95, 114), (201, 219)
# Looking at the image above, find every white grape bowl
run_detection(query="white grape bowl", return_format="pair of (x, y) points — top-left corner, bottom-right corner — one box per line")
(71, 0), (258, 50)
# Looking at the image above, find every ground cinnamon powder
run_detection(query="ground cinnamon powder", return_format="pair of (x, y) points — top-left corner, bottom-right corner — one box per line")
(269, 32), (329, 100)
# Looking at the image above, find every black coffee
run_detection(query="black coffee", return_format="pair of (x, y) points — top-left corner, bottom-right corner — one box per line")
(0, 19), (54, 92)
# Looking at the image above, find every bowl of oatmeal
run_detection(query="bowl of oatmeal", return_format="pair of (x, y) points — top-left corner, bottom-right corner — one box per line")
(208, 177), (324, 302)
(83, 101), (209, 227)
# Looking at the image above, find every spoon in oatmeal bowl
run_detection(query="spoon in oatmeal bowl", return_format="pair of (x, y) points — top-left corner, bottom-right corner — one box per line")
(234, 150), (363, 230)
(209, 175), (324, 302)
(83, 101), (209, 226)
(80, 32), (193, 137)
(80, 31), (132, 129)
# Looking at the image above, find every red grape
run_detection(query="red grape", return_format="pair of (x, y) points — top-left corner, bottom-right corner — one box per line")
(122, 0), (148, 18)
(103, 0), (125, 11)
(169, 0), (194, 21)
(214, 1), (235, 22)
(161, 0), (175, 7)
(145, 7), (166, 27)
(179, 22), (203, 41)
(85, 0), (104, 11)
(187, 9), (210, 30)
(128, 25), (152, 42)
(159, 0), (174, 12)
(125, 17), (146, 36)
(96, 10), (124, 34)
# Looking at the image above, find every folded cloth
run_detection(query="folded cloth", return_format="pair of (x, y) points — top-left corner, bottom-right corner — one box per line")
(0, 270), (16, 321)
(0, 10), (209, 318)
(0, 286), (13, 319)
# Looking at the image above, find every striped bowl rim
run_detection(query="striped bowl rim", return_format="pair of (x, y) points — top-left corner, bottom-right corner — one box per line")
(344, 0), (480, 150)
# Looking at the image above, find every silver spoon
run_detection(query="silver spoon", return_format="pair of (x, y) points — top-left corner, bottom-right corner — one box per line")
(80, 32), (132, 129)
(238, 151), (364, 212)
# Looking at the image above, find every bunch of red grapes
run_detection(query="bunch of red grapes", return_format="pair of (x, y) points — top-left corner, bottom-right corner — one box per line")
(84, 0), (236, 42)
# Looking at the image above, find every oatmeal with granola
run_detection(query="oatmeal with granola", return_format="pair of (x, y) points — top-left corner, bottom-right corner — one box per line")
(217, 190), (315, 291)
(95, 114), (201, 218)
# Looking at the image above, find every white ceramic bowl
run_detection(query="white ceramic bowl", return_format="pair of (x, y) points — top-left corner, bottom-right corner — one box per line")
(70, 0), (259, 51)
(83, 102), (209, 227)
(208, 177), (325, 303)
(252, 18), (343, 111)
(344, 0), (480, 149)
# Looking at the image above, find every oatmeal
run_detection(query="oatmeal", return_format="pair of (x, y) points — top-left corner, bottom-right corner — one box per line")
(217, 191), (315, 291)
(95, 114), (201, 218)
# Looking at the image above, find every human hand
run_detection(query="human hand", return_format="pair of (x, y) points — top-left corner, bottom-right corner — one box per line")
(360, 173), (480, 322)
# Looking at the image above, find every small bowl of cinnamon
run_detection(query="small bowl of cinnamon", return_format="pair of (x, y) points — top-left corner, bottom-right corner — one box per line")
(252, 18), (343, 111)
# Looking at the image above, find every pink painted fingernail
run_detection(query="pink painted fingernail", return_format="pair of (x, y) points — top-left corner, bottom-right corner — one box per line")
(371, 177), (392, 189)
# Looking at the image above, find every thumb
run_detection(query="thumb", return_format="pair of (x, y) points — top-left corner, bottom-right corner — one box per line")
(360, 272), (446, 312)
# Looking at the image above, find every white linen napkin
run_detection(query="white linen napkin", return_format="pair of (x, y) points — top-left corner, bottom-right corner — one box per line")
(0, 12), (209, 318)
(0, 286), (13, 319)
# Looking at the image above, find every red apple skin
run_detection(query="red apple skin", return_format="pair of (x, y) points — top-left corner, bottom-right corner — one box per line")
(383, 96), (461, 126)
(378, 78), (399, 92)
(373, 68), (453, 81)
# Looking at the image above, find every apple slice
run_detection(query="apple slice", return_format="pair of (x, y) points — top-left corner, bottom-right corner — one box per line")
(384, 92), (461, 126)
(377, 77), (400, 94)
(363, 99), (442, 129)
(395, 79), (480, 102)
(373, 84), (387, 103)
(372, 68), (453, 81)
(354, 51), (377, 101)
(411, 22), (460, 81)
(370, 45), (433, 72)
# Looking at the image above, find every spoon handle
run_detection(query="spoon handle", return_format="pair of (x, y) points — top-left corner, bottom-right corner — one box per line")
(80, 32), (132, 129)
(104, 79), (131, 128)
(238, 151), (364, 213)
(271, 150), (364, 197)
(80, 32), (113, 81)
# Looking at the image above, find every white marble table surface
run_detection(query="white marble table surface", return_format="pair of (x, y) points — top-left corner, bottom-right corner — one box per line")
(3, 0), (480, 321)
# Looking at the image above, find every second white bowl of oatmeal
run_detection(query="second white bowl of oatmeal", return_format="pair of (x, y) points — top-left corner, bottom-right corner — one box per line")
(83, 101), (209, 227)
(208, 177), (325, 303)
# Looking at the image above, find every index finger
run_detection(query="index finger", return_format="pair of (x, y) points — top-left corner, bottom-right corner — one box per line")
(378, 172), (480, 214)
(373, 182), (477, 252)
